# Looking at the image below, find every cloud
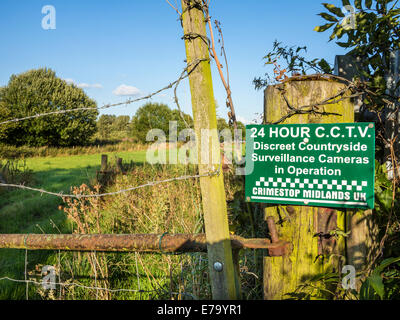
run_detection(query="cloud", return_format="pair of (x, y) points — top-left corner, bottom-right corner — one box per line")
(237, 115), (251, 125)
(64, 78), (103, 89)
(113, 84), (142, 96)
(77, 83), (103, 89)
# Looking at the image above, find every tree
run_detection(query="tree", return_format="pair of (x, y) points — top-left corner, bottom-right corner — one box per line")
(255, 1), (400, 110)
(130, 102), (193, 143)
(96, 115), (131, 140)
(217, 117), (246, 141)
(253, 0), (400, 299)
(112, 116), (131, 134)
(0, 68), (98, 146)
(97, 114), (116, 140)
(315, 0), (400, 107)
(170, 109), (194, 130)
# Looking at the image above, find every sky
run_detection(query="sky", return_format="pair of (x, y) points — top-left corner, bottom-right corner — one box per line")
(0, 0), (347, 124)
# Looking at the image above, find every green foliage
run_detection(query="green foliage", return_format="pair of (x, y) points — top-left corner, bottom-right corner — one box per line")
(0, 68), (98, 147)
(315, 0), (400, 107)
(0, 141), (146, 159)
(288, 162), (400, 300)
(0, 160), (33, 189)
(374, 161), (396, 213)
(360, 257), (400, 299)
(97, 114), (131, 140)
(130, 102), (193, 143)
(253, 41), (333, 89)
(113, 115), (130, 133)
(322, 3), (345, 17)
(217, 117), (246, 141)
(97, 115), (116, 140)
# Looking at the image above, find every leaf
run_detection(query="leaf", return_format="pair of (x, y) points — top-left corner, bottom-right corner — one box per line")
(336, 41), (351, 48)
(342, 0), (351, 6)
(318, 59), (333, 73)
(376, 188), (393, 212)
(364, 257), (400, 300)
(355, 0), (363, 9)
(368, 273), (384, 299)
(374, 257), (400, 274)
(319, 12), (339, 22)
(329, 25), (339, 40)
(330, 25), (345, 40)
(369, 53), (382, 69)
(314, 23), (336, 32)
(365, 0), (372, 9)
(336, 26), (345, 39)
(360, 278), (375, 300)
(322, 3), (345, 17)
(330, 228), (351, 238)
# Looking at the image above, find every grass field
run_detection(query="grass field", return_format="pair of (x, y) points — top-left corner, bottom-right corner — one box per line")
(0, 150), (148, 299)
(0, 146), (261, 300)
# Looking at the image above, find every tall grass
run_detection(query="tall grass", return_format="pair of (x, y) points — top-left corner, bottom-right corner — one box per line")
(0, 159), (33, 185)
(49, 165), (210, 300)
(0, 152), (264, 300)
(0, 141), (147, 159)
(27, 164), (264, 300)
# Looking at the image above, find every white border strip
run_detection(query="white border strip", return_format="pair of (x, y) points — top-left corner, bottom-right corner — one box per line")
(251, 196), (367, 206)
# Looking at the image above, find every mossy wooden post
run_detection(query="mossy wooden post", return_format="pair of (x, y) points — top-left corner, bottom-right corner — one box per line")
(181, 0), (241, 300)
(263, 77), (354, 300)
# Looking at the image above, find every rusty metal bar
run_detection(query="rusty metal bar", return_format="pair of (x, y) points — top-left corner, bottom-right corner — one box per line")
(0, 233), (287, 253)
(266, 216), (279, 243)
(266, 216), (293, 257)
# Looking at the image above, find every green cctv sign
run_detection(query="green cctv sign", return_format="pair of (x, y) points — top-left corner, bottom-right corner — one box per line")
(245, 123), (375, 209)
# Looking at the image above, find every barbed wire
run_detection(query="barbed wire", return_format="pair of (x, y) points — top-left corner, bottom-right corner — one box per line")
(0, 166), (220, 199)
(264, 74), (365, 125)
(0, 276), (198, 299)
(0, 59), (206, 127)
(0, 0), (229, 201)
(0, 54), (225, 199)
(1, 0), (223, 302)
(0, 276), (153, 293)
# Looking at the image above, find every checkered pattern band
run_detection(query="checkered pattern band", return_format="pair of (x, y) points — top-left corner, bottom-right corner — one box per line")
(255, 177), (368, 192)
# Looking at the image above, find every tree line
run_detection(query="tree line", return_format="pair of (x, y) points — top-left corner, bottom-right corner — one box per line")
(0, 68), (244, 147)
(98, 103), (245, 143)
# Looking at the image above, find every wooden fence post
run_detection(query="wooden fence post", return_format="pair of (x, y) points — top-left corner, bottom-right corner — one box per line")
(101, 155), (108, 172)
(263, 77), (357, 299)
(181, 0), (241, 300)
(116, 158), (123, 173)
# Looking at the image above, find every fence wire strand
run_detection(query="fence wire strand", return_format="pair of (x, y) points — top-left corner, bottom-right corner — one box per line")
(0, 1), (223, 301)
(0, 167), (220, 199)
(0, 56), (223, 199)
(0, 251), (199, 299)
(0, 276), (156, 294)
(0, 59), (206, 127)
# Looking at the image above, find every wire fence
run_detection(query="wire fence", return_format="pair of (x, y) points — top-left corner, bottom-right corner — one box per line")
(0, 248), (203, 300)
(0, 59), (205, 127)
(0, 169), (220, 199)
(4, 0), (396, 301)
(0, 55), (225, 199)
(0, 46), (220, 300)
